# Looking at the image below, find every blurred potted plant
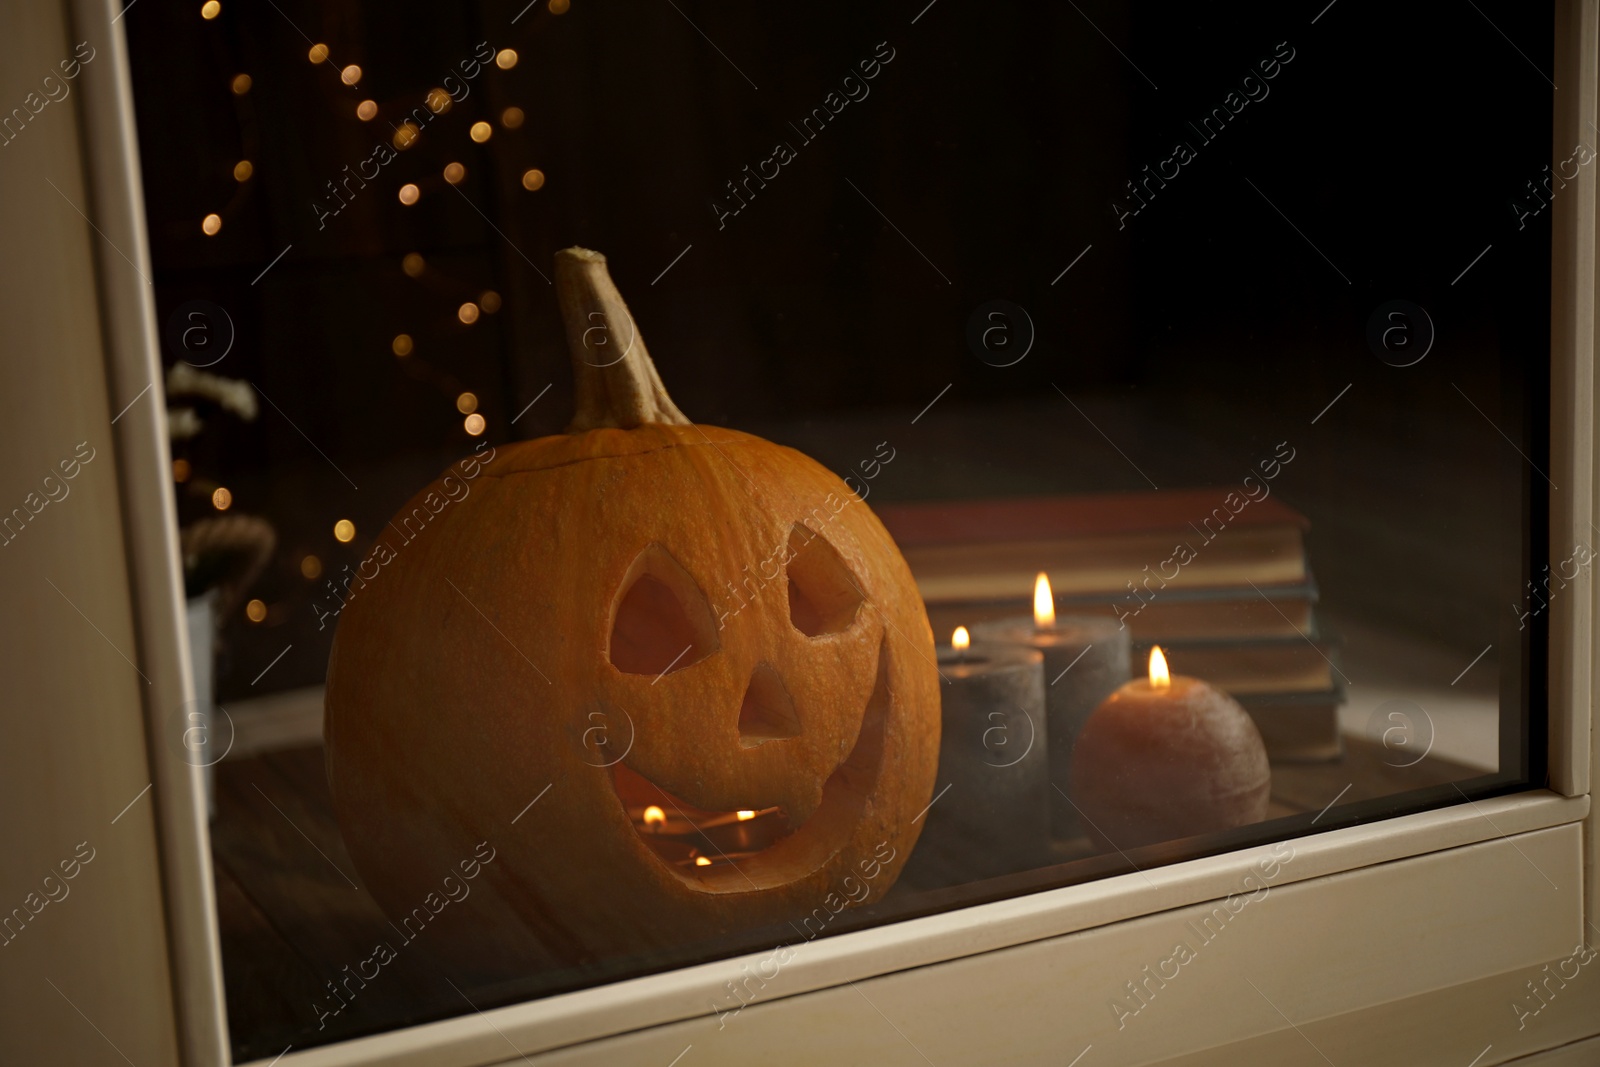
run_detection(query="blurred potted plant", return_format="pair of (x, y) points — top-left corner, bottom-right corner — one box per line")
(167, 362), (275, 810)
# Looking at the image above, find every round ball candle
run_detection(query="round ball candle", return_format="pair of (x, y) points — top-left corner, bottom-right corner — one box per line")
(969, 573), (1130, 840)
(903, 627), (1049, 885)
(1069, 646), (1270, 851)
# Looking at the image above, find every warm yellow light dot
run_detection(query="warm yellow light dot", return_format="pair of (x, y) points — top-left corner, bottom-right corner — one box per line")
(952, 625), (970, 651)
(201, 1), (221, 20)
(340, 64), (362, 86)
(233, 160), (253, 182)
(393, 122), (420, 150)
(693, 855), (712, 867)
(501, 106), (524, 129)
(202, 213), (223, 236)
(549, 0), (570, 13)
(458, 302), (480, 324)
(245, 598), (267, 623)
(356, 99), (378, 120)
(470, 121), (492, 143)
(425, 88), (452, 114)
(308, 43), (328, 64)
(456, 391), (478, 414)
(521, 168), (545, 191)
(211, 486), (233, 510)
(231, 73), (252, 94)
(301, 554), (323, 580)
(642, 805), (666, 827)
(463, 413), (486, 436)
(496, 49), (518, 70)
(402, 253), (425, 277)
(392, 333), (414, 356)
(172, 458), (191, 482)
(736, 810), (756, 821)
(443, 162), (466, 184)
(334, 519), (356, 542)
(479, 290), (502, 313)
(398, 183), (420, 206)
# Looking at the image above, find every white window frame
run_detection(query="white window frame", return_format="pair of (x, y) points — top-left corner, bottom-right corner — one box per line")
(11, 0), (1594, 1063)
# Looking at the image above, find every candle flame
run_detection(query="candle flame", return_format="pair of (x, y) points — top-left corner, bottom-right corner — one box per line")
(1149, 645), (1171, 689)
(1033, 571), (1055, 627)
(642, 805), (666, 828)
(952, 626), (970, 651)
(736, 810), (756, 821)
(694, 855), (713, 866)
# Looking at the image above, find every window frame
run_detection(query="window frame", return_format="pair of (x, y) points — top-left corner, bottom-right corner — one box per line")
(55, 0), (1599, 1061)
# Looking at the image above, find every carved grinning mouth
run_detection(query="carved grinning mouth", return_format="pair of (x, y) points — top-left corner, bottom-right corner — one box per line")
(610, 638), (891, 893)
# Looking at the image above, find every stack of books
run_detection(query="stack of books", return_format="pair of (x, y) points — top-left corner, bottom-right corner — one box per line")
(874, 489), (1345, 761)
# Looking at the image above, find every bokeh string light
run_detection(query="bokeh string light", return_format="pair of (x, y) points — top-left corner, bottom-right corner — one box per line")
(199, 4), (566, 580)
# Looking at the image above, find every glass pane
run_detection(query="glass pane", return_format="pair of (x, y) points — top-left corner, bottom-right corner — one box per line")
(123, 0), (1551, 1056)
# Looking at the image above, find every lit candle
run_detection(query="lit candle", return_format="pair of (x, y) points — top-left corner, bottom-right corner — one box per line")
(903, 627), (1049, 887)
(1068, 646), (1270, 851)
(616, 768), (790, 872)
(969, 573), (1132, 840)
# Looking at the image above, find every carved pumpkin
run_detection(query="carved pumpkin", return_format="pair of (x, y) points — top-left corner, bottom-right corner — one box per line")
(325, 248), (939, 966)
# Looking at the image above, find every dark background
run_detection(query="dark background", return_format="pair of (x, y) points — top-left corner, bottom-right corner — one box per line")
(126, 0), (1550, 710)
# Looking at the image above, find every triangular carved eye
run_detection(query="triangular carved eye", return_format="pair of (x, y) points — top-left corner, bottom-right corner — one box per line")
(738, 663), (801, 747)
(610, 545), (718, 676)
(786, 524), (863, 636)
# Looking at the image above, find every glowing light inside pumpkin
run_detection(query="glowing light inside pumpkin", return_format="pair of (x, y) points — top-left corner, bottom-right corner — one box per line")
(952, 625), (970, 651)
(1033, 571), (1055, 628)
(642, 805), (665, 828)
(1149, 645), (1171, 690)
(736, 810), (756, 821)
(694, 855), (712, 867)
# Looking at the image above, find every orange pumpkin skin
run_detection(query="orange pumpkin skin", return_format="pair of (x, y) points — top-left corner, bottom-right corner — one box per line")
(325, 373), (939, 965)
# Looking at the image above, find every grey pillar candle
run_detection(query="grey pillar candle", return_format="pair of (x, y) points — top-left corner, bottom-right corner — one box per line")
(902, 637), (1048, 887)
(971, 606), (1131, 841)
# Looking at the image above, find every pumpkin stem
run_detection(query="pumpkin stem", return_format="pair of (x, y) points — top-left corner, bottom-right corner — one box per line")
(556, 247), (690, 431)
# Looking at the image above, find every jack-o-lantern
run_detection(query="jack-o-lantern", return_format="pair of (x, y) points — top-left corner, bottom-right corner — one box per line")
(325, 248), (939, 967)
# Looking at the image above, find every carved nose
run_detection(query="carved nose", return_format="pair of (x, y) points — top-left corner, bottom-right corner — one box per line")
(737, 663), (801, 747)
